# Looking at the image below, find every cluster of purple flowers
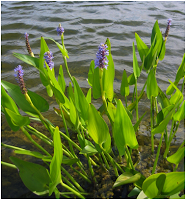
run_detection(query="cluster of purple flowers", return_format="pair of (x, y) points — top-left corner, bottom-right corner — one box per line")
(95, 43), (109, 69)
(44, 51), (54, 70)
(14, 65), (27, 94)
(57, 24), (64, 36)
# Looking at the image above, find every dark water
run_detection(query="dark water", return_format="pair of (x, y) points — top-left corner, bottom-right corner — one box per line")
(1, 1), (185, 198)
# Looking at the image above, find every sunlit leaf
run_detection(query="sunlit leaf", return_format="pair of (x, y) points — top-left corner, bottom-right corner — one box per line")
(49, 126), (63, 196)
(133, 42), (140, 79)
(146, 68), (158, 99)
(142, 172), (185, 198)
(113, 99), (138, 156)
(87, 104), (110, 146)
(113, 172), (141, 188)
(135, 33), (149, 62)
(167, 147), (185, 165)
(120, 70), (129, 97)
(58, 65), (66, 93)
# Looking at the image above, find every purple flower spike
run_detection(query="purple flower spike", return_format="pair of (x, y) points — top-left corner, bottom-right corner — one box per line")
(24, 32), (32, 55)
(165, 18), (172, 38)
(57, 24), (64, 36)
(14, 65), (27, 94)
(95, 43), (109, 69)
(44, 51), (54, 70)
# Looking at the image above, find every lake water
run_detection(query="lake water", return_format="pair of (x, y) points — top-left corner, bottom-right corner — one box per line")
(1, 1), (185, 198)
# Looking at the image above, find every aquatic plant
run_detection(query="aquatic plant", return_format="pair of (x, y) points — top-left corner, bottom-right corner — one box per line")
(1, 20), (185, 199)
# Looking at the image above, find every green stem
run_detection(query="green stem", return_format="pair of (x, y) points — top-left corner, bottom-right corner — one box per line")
(152, 132), (164, 174)
(125, 96), (128, 108)
(62, 176), (79, 192)
(61, 181), (85, 199)
(25, 125), (53, 146)
(151, 96), (155, 154)
(1, 143), (25, 151)
(87, 155), (97, 183)
(135, 79), (138, 123)
(70, 166), (91, 183)
(126, 146), (134, 170)
(101, 151), (110, 170)
(20, 127), (51, 157)
(61, 167), (84, 192)
(1, 161), (17, 169)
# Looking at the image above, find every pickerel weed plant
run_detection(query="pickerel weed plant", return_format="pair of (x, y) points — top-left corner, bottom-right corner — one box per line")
(1, 20), (185, 199)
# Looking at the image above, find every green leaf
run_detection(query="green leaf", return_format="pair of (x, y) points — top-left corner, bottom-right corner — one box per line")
(166, 54), (185, 95)
(107, 102), (116, 123)
(113, 99), (138, 156)
(88, 60), (95, 87)
(128, 187), (141, 198)
(87, 104), (110, 146)
(49, 126), (63, 196)
(1, 86), (20, 131)
(120, 70), (129, 97)
(80, 145), (98, 155)
(58, 65), (66, 93)
(1, 80), (49, 117)
(173, 100), (185, 121)
(62, 156), (79, 165)
(93, 66), (101, 99)
(113, 172), (141, 188)
(14, 149), (52, 160)
(135, 33), (149, 62)
(146, 68), (158, 99)
(175, 53), (185, 82)
(103, 38), (115, 101)
(156, 174), (166, 195)
(73, 77), (89, 123)
(158, 40), (166, 60)
(152, 104), (176, 135)
(46, 65), (69, 108)
(133, 42), (140, 79)
(142, 172), (185, 198)
(43, 37), (69, 58)
(167, 147), (185, 165)
(10, 156), (51, 195)
(13, 53), (40, 68)
(151, 20), (163, 56)
(128, 73), (136, 85)
(157, 86), (170, 109)
(5, 108), (30, 127)
(86, 88), (92, 104)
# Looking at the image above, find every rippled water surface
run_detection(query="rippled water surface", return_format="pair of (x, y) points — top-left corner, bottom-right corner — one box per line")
(1, 1), (185, 198)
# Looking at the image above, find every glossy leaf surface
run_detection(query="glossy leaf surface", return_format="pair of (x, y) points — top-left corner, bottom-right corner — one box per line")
(113, 99), (138, 156)
(49, 126), (63, 196)
(142, 172), (185, 198)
